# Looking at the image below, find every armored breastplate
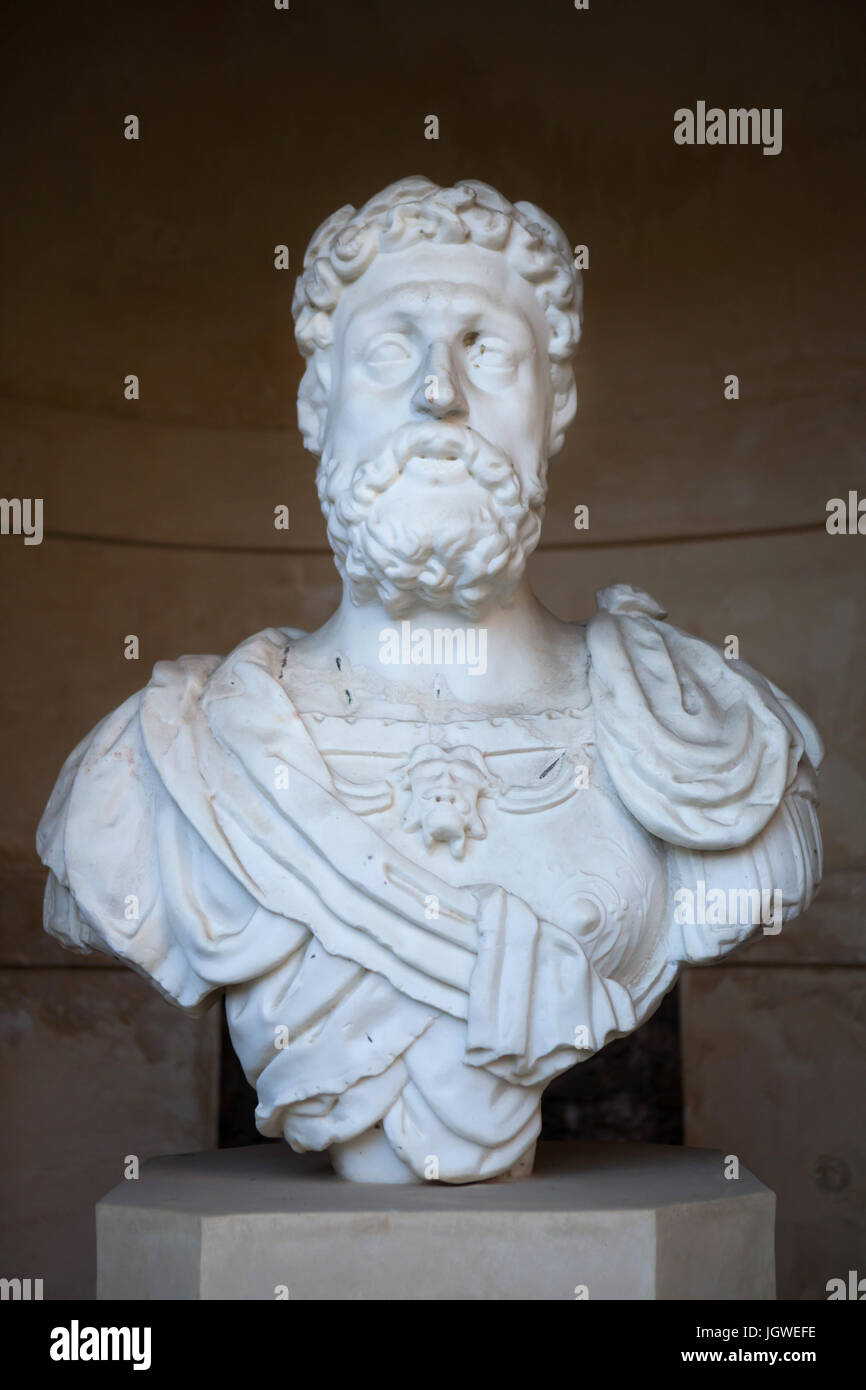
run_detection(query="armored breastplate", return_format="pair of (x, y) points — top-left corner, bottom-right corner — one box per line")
(296, 702), (669, 994)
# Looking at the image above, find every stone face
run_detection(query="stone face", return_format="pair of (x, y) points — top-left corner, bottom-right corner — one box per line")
(96, 1142), (775, 1301)
(35, 178), (823, 1185)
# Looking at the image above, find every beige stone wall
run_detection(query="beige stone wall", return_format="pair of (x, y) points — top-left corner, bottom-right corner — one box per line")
(0, 0), (863, 1298)
(681, 874), (866, 1300)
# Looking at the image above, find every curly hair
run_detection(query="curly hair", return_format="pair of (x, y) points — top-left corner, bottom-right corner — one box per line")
(292, 176), (583, 455)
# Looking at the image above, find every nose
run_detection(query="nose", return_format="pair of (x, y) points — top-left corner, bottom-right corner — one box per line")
(411, 340), (467, 420)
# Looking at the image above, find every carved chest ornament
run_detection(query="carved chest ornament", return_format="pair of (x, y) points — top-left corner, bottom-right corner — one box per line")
(329, 740), (584, 858)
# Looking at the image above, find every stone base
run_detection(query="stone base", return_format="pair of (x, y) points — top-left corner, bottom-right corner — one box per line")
(96, 1141), (775, 1300)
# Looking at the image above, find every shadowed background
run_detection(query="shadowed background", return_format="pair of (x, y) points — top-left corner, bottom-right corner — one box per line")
(0, 0), (863, 1298)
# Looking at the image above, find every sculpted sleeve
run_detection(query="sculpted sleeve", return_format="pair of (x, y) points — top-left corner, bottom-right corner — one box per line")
(586, 584), (822, 964)
(36, 658), (310, 1012)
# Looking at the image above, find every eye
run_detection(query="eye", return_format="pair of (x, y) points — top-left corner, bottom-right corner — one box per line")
(464, 333), (517, 375)
(364, 334), (413, 368)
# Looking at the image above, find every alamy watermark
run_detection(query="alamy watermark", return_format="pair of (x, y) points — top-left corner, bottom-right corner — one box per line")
(0, 497), (43, 545)
(826, 491), (865, 534)
(674, 102), (782, 156)
(379, 621), (487, 676)
(49, 1321), (151, 1370)
(674, 880), (783, 935)
(1, 1276), (43, 1300)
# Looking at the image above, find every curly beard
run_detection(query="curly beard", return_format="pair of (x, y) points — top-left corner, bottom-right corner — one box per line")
(317, 422), (546, 620)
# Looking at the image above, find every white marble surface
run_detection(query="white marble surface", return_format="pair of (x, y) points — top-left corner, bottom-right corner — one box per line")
(37, 179), (822, 1184)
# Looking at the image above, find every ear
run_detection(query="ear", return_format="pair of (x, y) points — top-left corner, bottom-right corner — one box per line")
(548, 369), (577, 457)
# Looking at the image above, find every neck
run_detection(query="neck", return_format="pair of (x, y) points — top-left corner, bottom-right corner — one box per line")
(309, 574), (572, 706)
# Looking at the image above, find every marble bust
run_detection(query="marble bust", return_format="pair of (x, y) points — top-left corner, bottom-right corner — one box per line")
(37, 177), (823, 1184)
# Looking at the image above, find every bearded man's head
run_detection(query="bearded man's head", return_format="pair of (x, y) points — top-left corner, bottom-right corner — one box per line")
(292, 177), (582, 618)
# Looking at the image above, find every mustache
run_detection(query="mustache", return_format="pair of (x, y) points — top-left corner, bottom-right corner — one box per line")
(343, 422), (530, 509)
(390, 422), (481, 465)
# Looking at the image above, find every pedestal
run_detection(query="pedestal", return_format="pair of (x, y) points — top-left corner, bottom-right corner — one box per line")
(96, 1141), (775, 1300)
